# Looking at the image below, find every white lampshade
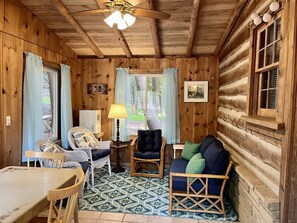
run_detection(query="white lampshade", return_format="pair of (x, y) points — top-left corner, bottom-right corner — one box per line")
(104, 11), (122, 28)
(250, 12), (258, 20)
(124, 13), (136, 26)
(270, 1), (280, 12)
(263, 13), (271, 22)
(253, 16), (262, 25)
(108, 104), (128, 119)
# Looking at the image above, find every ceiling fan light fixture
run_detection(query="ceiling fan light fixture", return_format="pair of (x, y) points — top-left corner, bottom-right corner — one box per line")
(104, 10), (122, 28)
(124, 13), (136, 26)
(117, 18), (128, 30)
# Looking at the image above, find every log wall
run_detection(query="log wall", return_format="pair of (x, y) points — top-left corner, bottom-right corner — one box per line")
(72, 57), (218, 165)
(218, 0), (297, 222)
(0, 0), (80, 167)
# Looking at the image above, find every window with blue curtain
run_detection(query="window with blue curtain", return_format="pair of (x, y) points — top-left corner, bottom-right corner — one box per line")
(22, 52), (67, 160)
(114, 68), (180, 144)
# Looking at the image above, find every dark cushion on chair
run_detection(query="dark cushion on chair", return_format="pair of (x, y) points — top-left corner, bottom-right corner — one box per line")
(170, 159), (221, 195)
(202, 141), (229, 175)
(79, 161), (89, 173)
(91, 149), (111, 160)
(138, 129), (162, 153)
(202, 141), (229, 185)
(134, 151), (160, 159)
(199, 134), (218, 155)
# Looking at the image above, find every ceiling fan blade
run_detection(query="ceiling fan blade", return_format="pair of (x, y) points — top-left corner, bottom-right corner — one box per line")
(125, 0), (144, 6)
(70, 9), (111, 16)
(134, 8), (171, 19)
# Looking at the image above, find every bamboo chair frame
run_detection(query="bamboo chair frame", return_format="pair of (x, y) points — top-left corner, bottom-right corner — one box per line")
(26, 150), (65, 168)
(130, 136), (166, 178)
(47, 167), (84, 223)
(169, 161), (233, 218)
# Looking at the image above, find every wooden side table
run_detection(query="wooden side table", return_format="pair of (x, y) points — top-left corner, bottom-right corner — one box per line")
(173, 144), (184, 159)
(110, 141), (129, 173)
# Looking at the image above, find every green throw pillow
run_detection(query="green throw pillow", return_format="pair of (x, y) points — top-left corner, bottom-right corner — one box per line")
(186, 153), (205, 175)
(181, 141), (201, 160)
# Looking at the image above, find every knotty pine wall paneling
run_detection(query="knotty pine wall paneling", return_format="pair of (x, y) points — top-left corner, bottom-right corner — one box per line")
(0, 0), (3, 31)
(0, 0), (79, 167)
(2, 34), (23, 167)
(0, 32), (3, 167)
(73, 57), (218, 166)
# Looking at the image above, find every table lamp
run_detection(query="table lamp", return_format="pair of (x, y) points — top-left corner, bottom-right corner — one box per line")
(108, 104), (128, 142)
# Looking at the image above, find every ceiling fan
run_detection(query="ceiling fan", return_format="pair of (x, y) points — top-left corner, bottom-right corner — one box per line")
(70, 0), (171, 30)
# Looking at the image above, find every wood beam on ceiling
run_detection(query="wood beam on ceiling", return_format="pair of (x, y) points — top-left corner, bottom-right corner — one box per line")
(96, 0), (133, 58)
(214, 0), (248, 55)
(50, 0), (104, 58)
(146, 0), (161, 58)
(186, 0), (200, 57)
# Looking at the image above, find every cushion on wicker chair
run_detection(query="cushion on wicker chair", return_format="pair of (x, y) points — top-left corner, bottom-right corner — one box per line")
(91, 149), (111, 160)
(170, 158), (221, 195)
(134, 151), (160, 159)
(40, 143), (62, 153)
(72, 131), (97, 149)
(137, 129), (162, 153)
(199, 134), (218, 155)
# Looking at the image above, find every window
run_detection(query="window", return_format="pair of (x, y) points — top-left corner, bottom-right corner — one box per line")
(255, 17), (281, 118)
(42, 67), (60, 140)
(126, 75), (164, 135)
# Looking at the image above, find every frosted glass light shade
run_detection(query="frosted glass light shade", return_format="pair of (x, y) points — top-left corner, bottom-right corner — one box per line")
(117, 19), (128, 30)
(104, 11), (122, 28)
(263, 13), (271, 22)
(108, 104), (128, 119)
(124, 13), (136, 26)
(253, 16), (262, 25)
(250, 12), (258, 20)
(270, 1), (280, 12)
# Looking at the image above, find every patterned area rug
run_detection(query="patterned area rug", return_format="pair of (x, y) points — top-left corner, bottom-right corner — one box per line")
(80, 167), (238, 221)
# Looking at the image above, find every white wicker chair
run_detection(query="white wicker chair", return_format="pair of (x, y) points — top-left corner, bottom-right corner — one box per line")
(35, 139), (90, 201)
(68, 126), (111, 186)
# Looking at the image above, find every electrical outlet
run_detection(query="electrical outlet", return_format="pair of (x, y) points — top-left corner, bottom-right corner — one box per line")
(6, 116), (11, 126)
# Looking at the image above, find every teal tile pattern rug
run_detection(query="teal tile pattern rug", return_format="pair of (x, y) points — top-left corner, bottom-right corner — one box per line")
(80, 167), (238, 221)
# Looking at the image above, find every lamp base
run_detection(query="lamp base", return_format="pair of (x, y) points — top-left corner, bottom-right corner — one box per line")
(112, 166), (125, 173)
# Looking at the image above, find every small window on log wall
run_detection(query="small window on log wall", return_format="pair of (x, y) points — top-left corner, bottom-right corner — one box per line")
(254, 16), (281, 118)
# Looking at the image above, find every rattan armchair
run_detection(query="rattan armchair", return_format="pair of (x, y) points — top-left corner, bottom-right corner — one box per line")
(130, 129), (166, 178)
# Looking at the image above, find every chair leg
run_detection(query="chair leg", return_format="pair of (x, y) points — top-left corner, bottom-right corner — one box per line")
(107, 158), (111, 175)
(91, 165), (95, 186)
(221, 198), (226, 219)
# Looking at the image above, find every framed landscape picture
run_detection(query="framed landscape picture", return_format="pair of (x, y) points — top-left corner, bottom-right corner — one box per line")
(184, 81), (208, 102)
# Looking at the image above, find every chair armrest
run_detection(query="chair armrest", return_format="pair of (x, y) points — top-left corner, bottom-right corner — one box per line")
(96, 140), (111, 149)
(130, 137), (138, 147)
(72, 147), (92, 160)
(61, 149), (88, 162)
(170, 172), (229, 180)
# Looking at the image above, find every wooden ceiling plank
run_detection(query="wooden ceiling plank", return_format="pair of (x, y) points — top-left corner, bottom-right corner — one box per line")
(50, 0), (104, 58)
(147, 0), (161, 58)
(96, 0), (133, 58)
(214, 0), (248, 55)
(186, 0), (200, 57)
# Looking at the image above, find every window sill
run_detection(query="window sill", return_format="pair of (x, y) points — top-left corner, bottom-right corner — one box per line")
(241, 115), (284, 130)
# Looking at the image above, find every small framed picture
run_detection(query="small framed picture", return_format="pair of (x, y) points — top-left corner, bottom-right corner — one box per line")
(184, 81), (208, 102)
(87, 83), (108, 94)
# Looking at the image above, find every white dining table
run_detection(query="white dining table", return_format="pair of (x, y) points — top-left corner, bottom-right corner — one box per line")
(0, 166), (77, 223)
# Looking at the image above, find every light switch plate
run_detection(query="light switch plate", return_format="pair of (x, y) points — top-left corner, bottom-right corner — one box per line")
(6, 116), (11, 126)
